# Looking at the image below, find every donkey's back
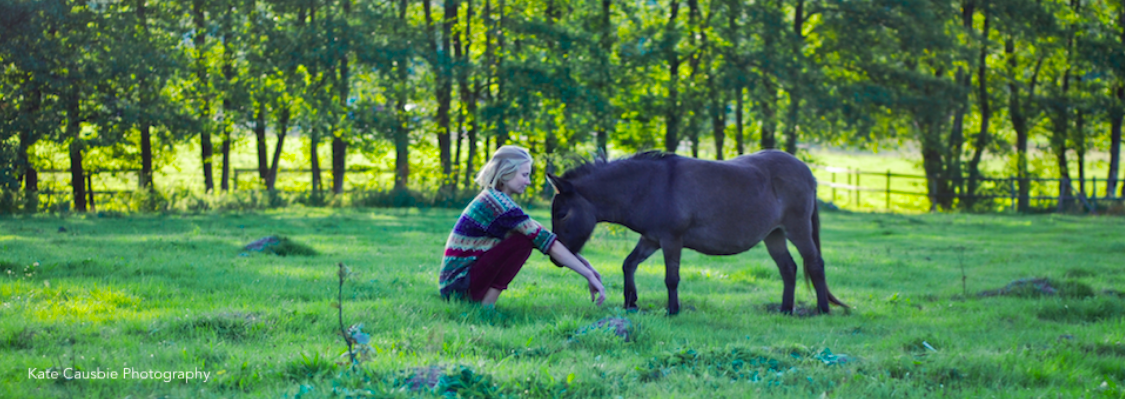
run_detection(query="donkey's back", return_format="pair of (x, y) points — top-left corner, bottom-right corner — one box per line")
(670, 150), (818, 256)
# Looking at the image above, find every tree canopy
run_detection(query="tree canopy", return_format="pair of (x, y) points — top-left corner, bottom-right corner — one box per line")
(2, 0), (1123, 212)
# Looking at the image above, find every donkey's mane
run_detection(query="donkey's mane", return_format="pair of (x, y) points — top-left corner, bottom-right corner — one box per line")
(560, 150), (679, 180)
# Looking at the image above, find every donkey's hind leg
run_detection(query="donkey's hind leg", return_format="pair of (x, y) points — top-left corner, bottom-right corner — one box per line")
(764, 229), (799, 314)
(784, 222), (831, 314)
(622, 237), (660, 311)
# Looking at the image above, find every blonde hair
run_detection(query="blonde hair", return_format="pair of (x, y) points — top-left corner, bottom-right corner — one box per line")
(475, 145), (533, 190)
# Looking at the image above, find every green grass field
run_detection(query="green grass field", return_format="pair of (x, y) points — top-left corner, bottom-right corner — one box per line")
(2, 207), (1124, 398)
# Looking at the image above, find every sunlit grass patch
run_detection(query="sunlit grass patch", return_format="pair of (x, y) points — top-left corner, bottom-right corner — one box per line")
(4, 282), (142, 323)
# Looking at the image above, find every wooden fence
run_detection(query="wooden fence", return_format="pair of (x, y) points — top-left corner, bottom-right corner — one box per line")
(31, 169), (143, 212)
(22, 165), (1125, 213)
(230, 167), (389, 191)
(27, 167), (394, 210)
(810, 165), (1124, 212)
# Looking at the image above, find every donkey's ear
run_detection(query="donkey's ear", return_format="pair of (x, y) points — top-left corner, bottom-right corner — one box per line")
(546, 173), (574, 194)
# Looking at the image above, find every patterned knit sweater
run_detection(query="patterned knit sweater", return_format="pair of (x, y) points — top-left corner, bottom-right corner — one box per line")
(439, 188), (557, 299)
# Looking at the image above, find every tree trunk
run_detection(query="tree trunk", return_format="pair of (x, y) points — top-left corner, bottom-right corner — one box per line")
(947, 65), (967, 207)
(394, 103), (409, 191)
(220, 29), (234, 192)
(333, 53), (349, 195)
(332, 135), (346, 195)
(310, 0), (323, 203)
(18, 131), (39, 193)
(267, 107), (289, 191)
(596, 0), (613, 155)
(311, 128), (322, 199)
(783, 0), (805, 155)
(965, 5), (990, 209)
(221, 127), (231, 192)
(664, 0), (681, 153)
(18, 85), (41, 194)
(728, 0), (744, 155)
(920, 120), (948, 212)
(711, 90), (726, 160)
(1006, 37), (1042, 212)
(137, 0), (154, 191)
(454, 0), (478, 191)
(544, 103), (559, 198)
(783, 89), (800, 155)
(463, 97), (478, 190)
(1109, 85), (1123, 198)
(424, 0), (456, 199)
(255, 100), (269, 181)
(329, 0), (349, 196)
(1076, 108), (1085, 196)
(735, 86), (744, 155)
(140, 122), (153, 190)
(1051, 0), (1083, 211)
(193, 0), (214, 193)
(1108, 6), (1124, 198)
(1051, 69), (1072, 211)
(760, 76), (777, 150)
(686, 0), (702, 159)
(688, 115), (700, 158)
(66, 86), (87, 212)
(495, 0), (509, 146)
(393, 0), (410, 191)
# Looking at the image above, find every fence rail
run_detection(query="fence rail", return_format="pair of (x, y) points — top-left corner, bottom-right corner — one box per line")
(19, 165), (1125, 213)
(27, 167), (394, 211)
(809, 164), (1124, 212)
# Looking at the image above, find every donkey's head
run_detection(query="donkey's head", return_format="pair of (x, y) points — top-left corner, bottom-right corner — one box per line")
(547, 173), (598, 258)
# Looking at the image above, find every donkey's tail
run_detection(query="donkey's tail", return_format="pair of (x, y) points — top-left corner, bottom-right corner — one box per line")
(811, 206), (849, 309)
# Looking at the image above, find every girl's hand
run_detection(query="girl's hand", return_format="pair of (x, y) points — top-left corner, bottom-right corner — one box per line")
(588, 277), (606, 306)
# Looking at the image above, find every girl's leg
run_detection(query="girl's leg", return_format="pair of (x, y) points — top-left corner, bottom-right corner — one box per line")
(481, 288), (503, 305)
(469, 234), (534, 302)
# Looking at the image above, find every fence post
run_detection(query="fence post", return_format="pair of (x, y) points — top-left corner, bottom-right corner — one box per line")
(87, 174), (95, 212)
(847, 171), (852, 209)
(1092, 177), (1097, 201)
(885, 169), (891, 212)
(1056, 177), (1065, 213)
(1009, 178), (1015, 212)
(929, 178), (936, 212)
(234, 170), (239, 191)
(832, 172), (837, 204)
(856, 170), (861, 208)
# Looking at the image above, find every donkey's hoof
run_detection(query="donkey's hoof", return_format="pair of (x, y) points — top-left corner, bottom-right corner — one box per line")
(624, 305), (639, 313)
(765, 303), (817, 317)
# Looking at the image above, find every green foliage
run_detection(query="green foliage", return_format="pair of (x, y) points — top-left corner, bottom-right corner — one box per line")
(4, 0), (1123, 215)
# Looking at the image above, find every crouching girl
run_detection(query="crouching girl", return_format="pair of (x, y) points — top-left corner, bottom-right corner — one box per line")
(439, 145), (606, 307)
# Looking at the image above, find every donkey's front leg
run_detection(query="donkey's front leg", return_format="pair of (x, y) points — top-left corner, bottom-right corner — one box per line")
(764, 230), (798, 314)
(622, 237), (660, 311)
(660, 237), (683, 315)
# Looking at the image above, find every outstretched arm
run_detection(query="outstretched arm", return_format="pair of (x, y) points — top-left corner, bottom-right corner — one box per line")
(575, 253), (602, 283)
(548, 241), (606, 305)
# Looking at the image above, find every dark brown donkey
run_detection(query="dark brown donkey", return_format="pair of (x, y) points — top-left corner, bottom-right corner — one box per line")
(547, 150), (847, 315)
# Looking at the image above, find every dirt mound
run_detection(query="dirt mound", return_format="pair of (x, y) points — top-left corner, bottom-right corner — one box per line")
(242, 236), (317, 256)
(574, 317), (633, 341)
(978, 278), (1095, 298)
